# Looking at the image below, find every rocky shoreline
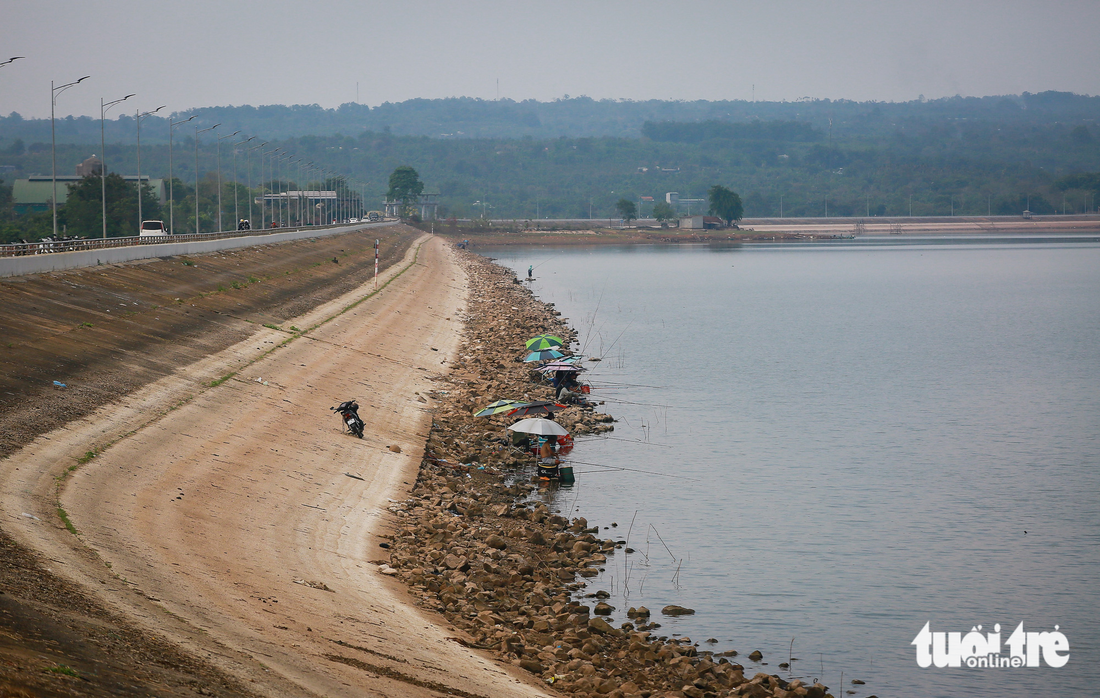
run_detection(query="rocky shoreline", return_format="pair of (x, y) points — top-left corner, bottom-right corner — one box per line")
(381, 249), (839, 698)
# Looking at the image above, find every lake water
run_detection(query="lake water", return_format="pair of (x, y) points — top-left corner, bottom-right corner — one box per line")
(482, 236), (1100, 698)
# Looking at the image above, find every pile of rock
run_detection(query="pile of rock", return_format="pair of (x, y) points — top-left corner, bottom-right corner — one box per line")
(384, 250), (833, 698)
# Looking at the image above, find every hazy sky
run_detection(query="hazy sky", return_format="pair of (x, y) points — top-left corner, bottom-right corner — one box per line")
(3, 0), (1099, 120)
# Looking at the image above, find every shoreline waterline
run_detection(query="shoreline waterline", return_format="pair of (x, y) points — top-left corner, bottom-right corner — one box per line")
(480, 240), (1100, 698)
(384, 247), (837, 698)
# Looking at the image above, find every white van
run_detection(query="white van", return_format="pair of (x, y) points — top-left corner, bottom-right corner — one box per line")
(139, 220), (168, 237)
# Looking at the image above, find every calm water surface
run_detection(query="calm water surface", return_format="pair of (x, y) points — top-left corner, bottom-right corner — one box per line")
(482, 237), (1100, 698)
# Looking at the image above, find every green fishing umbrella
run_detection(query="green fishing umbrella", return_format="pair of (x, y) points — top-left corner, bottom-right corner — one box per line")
(474, 399), (528, 417)
(525, 334), (564, 350)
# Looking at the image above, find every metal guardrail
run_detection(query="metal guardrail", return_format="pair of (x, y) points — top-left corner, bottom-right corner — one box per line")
(0, 222), (383, 258)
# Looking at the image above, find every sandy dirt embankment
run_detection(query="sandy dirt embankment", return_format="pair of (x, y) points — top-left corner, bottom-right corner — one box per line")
(1, 235), (552, 697)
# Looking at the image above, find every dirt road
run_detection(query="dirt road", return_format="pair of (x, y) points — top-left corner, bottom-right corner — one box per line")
(2, 235), (552, 697)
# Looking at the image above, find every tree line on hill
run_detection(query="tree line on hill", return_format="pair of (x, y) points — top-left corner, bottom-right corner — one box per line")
(3, 91), (1098, 142)
(2, 93), (1099, 240)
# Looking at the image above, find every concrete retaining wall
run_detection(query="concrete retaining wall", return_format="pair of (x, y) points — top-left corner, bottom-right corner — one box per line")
(0, 221), (395, 278)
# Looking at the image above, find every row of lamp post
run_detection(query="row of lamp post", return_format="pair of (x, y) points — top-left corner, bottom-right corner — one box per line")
(44, 70), (362, 238)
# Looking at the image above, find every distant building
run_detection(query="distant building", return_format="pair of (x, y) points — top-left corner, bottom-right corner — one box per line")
(679, 215), (724, 230)
(10, 156), (165, 215)
(75, 155), (103, 177)
(12, 175), (165, 215)
(383, 193), (438, 220)
(259, 190), (337, 205)
(666, 191), (706, 214)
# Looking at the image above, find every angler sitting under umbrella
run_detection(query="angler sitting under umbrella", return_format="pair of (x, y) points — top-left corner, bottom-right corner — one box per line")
(507, 417), (571, 481)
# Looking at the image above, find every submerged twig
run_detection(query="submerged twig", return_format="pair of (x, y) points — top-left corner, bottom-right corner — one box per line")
(650, 524), (676, 561)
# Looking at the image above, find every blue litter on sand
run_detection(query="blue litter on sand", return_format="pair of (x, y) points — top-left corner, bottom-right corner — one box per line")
(53, 381), (66, 387)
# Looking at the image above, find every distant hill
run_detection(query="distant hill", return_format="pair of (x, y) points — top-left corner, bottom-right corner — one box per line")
(3, 92), (1098, 236)
(1, 92), (1098, 145)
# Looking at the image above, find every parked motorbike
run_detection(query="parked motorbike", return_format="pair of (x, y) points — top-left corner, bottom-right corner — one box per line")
(331, 399), (364, 438)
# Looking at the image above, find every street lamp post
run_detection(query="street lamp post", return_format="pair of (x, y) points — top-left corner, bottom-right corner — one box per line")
(234, 136), (254, 229)
(168, 115), (195, 234)
(258, 146), (266, 229)
(315, 166), (322, 226)
(286, 156), (297, 226)
(319, 167), (326, 226)
(275, 151), (283, 225)
(283, 153), (297, 226)
(297, 159), (305, 225)
(304, 163), (313, 226)
(0, 57), (25, 69)
(135, 105), (165, 231)
(101, 94), (136, 238)
(269, 148), (281, 227)
(195, 123), (219, 234)
(292, 158), (303, 226)
(265, 148), (280, 229)
(51, 75), (90, 238)
(247, 141), (264, 229)
(215, 129), (239, 232)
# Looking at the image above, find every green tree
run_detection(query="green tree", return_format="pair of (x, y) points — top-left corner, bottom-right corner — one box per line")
(652, 201), (676, 226)
(387, 166), (423, 218)
(64, 174), (150, 238)
(615, 198), (637, 223)
(708, 185), (744, 225)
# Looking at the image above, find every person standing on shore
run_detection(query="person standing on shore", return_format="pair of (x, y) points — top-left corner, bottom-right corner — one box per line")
(528, 265), (533, 279)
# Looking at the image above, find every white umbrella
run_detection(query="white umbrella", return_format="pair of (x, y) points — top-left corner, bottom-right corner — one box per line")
(536, 361), (585, 373)
(507, 418), (568, 436)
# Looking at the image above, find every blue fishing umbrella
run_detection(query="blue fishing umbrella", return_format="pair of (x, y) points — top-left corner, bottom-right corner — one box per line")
(524, 348), (565, 363)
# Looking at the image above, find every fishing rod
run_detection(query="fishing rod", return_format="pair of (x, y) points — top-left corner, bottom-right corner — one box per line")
(577, 435), (673, 448)
(589, 380), (668, 389)
(578, 285), (606, 355)
(563, 459), (698, 481)
(595, 396), (671, 408)
(585, 319), (633, 375)
(531, 255), (560, 271)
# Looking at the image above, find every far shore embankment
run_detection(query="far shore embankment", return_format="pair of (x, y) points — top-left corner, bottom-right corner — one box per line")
(433, 214), (1100, 247)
